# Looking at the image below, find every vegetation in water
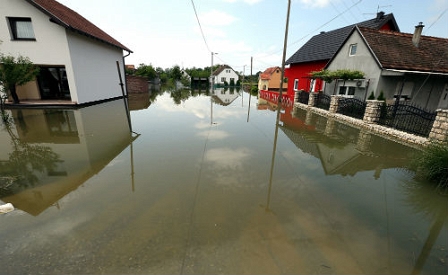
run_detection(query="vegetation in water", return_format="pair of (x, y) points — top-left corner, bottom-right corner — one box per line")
(412, 142), (448, 189)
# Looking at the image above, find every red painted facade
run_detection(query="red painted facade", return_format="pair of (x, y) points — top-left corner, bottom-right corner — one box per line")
(284, 60), (327, 98)
(284, 20), (398, 99)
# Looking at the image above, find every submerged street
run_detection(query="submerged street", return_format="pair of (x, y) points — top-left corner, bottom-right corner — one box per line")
(0, 89), (447, 274)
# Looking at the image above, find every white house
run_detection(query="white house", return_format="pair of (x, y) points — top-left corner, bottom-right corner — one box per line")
(211, 65), (239, 86)
(324, 25), (448, 111)
(0, 0), (132, 106)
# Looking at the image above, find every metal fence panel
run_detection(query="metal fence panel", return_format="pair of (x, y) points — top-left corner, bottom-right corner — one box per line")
(377, 102), (436, 137)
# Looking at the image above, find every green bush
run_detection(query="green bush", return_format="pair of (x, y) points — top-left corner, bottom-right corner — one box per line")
(377, 90), (385, 101)
(368, 91), (375, 100)
(413, 143), (448, 189)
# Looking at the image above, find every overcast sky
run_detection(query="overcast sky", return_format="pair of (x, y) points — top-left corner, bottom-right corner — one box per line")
(57, 0), (448, 73)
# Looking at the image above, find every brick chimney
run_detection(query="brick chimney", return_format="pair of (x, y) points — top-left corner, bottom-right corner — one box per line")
(412, 22), (424, 47)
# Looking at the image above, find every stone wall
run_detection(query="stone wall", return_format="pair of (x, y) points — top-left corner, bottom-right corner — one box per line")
(429, 109), (448, 143)
(294, 94), (448, 147)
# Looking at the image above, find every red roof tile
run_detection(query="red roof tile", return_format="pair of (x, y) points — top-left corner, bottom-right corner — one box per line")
(260, 66), (281, 80)
(26, 0), (132, 52)
(359, 27), (448, 73)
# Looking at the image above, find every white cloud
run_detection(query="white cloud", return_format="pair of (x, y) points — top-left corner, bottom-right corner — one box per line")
(223, 0), (262, 4)
(298, 0), (335, 8)
(200, 10), (238, 26)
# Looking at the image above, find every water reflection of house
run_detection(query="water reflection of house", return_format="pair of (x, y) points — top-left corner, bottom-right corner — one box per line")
(211, 88), (240, 106)
(0, 100), (136, 216)
(280, 107), (415, 178)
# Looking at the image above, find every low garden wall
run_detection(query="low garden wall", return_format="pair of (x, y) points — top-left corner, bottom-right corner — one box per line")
(294, 92), (448, 147)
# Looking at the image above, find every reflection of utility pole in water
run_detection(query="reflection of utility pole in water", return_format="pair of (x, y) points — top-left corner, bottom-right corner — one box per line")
(411, 204), (448, 275)
(266, 0), (291, 212)
(247, 89), (252, 122)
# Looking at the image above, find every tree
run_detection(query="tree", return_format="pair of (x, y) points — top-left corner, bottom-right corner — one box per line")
(0, 54), (39, 104)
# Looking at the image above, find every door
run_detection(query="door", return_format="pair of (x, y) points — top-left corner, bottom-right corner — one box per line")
(37, 67), (71, 100)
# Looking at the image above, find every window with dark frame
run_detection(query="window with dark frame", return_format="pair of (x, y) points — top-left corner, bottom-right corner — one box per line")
(8, 17), (36, 40)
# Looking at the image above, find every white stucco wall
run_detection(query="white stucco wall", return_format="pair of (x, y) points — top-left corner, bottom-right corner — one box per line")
(326, 30), (382, 98)
(0, 0), (74, 93)
(216, 68), (239, 85)
(66, 33), (126, 104)
(0, 0), (127, 105)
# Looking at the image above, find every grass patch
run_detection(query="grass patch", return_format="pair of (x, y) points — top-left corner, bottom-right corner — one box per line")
(413, 143), (448, 189)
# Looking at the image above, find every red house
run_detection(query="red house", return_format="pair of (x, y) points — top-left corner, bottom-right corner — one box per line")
(284, 12), (400, 98)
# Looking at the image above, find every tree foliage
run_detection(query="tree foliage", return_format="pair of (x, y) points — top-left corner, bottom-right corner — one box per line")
(310, 69), (365, 83)
(0, 54), (40, 104)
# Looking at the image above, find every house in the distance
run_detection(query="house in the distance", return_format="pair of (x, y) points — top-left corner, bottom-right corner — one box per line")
(211, 65), (239, 86)
(0, 0), (132, 106)
(324, 24), (448, 111)
(258, 66), (287, 91)
(284, 12), (399, 98)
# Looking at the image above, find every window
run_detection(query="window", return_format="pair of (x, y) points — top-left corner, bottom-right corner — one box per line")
(8, 17), (36, 40)
(349, 43), (357, 56)
(338, 86), (356, 97)
(293, 79), (299, 91)
(221, 77), (226, 82)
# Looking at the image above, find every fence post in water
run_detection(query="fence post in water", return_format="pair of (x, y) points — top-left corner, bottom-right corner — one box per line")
(428, 109), (448, 143)
(363, 100), (383, 124)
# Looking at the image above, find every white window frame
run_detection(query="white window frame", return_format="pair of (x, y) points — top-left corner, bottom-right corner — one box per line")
(338, 86), (356, 97)
(349, 43), (357, 56)
(293, 79), (299, 91)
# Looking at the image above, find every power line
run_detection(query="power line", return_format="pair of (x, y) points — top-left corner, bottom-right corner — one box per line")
(190, 0), (210, 52)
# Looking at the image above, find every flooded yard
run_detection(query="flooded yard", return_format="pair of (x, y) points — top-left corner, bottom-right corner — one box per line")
(0, 89), (447, 274)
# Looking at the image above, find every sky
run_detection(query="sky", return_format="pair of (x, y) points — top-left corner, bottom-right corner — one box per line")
(57, 0), (448, 74)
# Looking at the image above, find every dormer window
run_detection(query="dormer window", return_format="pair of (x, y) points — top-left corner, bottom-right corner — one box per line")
(349, 43), (357, 56)
(8, 17), (36, 40)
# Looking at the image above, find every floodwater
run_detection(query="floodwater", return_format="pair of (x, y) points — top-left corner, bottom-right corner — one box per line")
(0, 88), (447, 275)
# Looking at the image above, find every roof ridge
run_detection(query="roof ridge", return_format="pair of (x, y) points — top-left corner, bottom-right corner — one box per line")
(26, 0), (132, 52)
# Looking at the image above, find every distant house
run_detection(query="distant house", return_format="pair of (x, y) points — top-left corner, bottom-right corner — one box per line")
(324, 25), (448, 111)
(212, 65), (239, 86)
(0, 0), (132, 106)
(258, 66), (287, 91)
(284, 12), (399, 97)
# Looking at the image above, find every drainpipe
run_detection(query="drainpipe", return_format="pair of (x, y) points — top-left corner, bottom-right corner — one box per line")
(363, 79), (370, 101)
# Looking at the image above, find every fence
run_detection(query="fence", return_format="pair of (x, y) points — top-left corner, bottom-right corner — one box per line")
(377, 102), (437, 137)
(295, 91), (448, 143)
(337, 97), (367, 120)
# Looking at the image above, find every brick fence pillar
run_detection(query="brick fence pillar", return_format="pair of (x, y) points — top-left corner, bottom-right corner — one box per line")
(308, 92), (319, 108)
(429, 109), (448, 143)
(329, 95), (343, 114)
(363, 100), (384, 123)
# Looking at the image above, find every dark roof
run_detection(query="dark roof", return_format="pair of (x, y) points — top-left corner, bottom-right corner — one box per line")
(358, 27), (448, 73)
(26, 0), (132, 52)
(212, 65), (235, 76)
(286, 12), (399, 65)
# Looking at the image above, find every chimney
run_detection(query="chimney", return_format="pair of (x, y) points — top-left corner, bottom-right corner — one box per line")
(412, 22), (424, 47)
(376, 11), (385, 20)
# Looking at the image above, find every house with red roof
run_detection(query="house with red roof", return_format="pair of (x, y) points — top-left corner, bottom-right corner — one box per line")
(0, 0), (132, 106)
(284, 12), (399, 98)
(324, 25), (448, 111)
(258, 66), (287, 91)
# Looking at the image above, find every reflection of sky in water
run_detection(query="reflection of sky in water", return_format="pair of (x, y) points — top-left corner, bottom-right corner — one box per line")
(1, 92), (447, 275)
